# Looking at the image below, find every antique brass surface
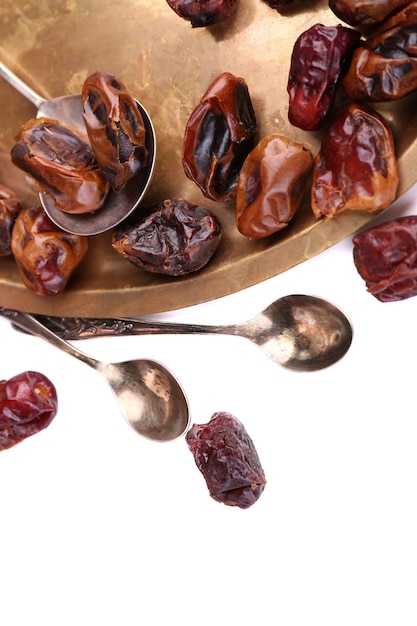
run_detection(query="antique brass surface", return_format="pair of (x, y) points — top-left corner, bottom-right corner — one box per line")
(0, 0), (416, 316)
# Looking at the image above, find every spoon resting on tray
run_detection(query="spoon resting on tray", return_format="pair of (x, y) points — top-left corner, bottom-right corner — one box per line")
(2, 295), (353, 372)
(1, 309), (189, 442)
(0, 61), (156, 236)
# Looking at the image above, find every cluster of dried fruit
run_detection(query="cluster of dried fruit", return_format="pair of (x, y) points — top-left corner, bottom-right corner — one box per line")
(11, 71), (149, 215)
(0, 370), (58, 451)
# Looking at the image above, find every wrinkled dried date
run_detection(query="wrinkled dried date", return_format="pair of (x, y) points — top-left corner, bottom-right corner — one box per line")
(311, 103), (398, 218)
(0, 371), (58, 451)
(165, 0), (238, 27)
(11, 117), (109, 214)
(112, 198), (222, 275)
(0, 185), (22, 256)
(343, 2), (417, 101)
(185, 411), (266, 509)
(82, 71), (148, 191)
(287, 23), (361, 131)
(11, 206), (88, 296)
(183, 72), (257, 201)
(353, 216), (417, 302)
(236, 134), (313, 238)
(329, 0), (410, 26)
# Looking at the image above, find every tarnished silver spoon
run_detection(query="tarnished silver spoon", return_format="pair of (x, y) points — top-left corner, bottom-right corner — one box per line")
(2, 295), (353, 372)
(0, 61), (156, 236)
(2, 309), (189, 442)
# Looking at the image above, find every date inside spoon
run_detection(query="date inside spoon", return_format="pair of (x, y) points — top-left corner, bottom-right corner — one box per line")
(0, 61), (156, 236)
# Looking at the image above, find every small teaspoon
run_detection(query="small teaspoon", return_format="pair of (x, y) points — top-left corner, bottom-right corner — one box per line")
(2, 295), (353, 372)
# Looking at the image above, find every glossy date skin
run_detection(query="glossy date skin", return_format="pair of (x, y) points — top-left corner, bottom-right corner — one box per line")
(311, 103), (398, 218)
(183, 72), (257, 201)
(10, 117), (109, 214)
(165, 0), (238, 27)
(0, 185), (22, 256)
(342, 2), (417, 101)
(112, 198), (222, 276)
(185, 412), (266, 509)
(0, 371), (58, 451)
(11, 206), (88, 296)
(82, 71), (148, 191)
(236, 134), (313, 238)
(287, 23), (361, 131)
(353, 216), (417, 302)
(329, 0), (410, 26)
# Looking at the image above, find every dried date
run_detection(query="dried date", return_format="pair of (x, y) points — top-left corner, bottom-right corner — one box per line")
(353, 216), (417, 302)
(165, 0), (238, 27)
(287, 23), (361, 131)
(112, 198), (222, 276)
(0, 371), (58, 451)
(342, 2), (417, 101)
(311, 103), (398, 218)
(236, 134), (313, 238)
(329, 0), (410, 26)
(183, 72), (257, 201)
(185, 411), (266, 509)
(0, 185), (22, 256)
(10, 117), (109, 214)
(11, 206), (88, 296)
(82, 71), (148, 191)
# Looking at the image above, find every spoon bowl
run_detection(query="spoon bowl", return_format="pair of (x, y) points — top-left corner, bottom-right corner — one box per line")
(3, 309), (189, 442)
(8, 295), (353, 372)
(0, 62), (156, 236)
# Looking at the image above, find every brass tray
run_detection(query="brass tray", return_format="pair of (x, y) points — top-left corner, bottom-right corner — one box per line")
(0, 0), (416, 316)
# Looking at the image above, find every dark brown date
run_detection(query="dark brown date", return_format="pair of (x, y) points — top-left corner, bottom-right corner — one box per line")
(236, 134), (313, 238)
(183, 72), (257, 201)
(0, 185), (22, 256)
(342, 2), (417, 101)
(287, 23), (361, 131)
(10, 117), (109, 214)
(353, 216), (417, 302)
(185, 411), (266, 509)
(11, 206), (88, 296)
(112, 198), (222, 276)
(329, 0), (410, 26)
(165, 0), (238, 27)
(82, 71), (148, 191)
(0, 371), (58, 451)
(263, 0), (294, 8)
(311, 103), (398, 218)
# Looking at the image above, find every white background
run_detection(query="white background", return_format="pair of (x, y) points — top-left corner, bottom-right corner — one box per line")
(1, 183), (417, 625)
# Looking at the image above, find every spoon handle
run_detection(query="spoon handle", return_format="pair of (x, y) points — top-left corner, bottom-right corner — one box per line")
(0, 309), (240, 340)
(0, 61), (46, 108)
(1, 309), (100, 369)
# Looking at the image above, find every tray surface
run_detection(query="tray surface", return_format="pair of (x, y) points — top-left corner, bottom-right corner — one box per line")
(0, 0), (416, 316)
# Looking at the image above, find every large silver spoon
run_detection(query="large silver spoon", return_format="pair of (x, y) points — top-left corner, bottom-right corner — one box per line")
(0, 61), (156, 236)
(2, 295), (353, 372)
(2, 309), (189, 442)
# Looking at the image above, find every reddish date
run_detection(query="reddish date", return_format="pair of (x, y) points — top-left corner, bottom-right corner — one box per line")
(112, 198), (222, 276)
(353, 216), (417, 302)
(0, 185), (22, 256)
(183, 72), (257, 201)
(11, 206), (88, 296)
(311, 103), (398, 218)
(186, 411), (266, 509)
(287, 23), (361, 131)
(166, 0), (238, 27)
(10, 117), (109, 214)
(82, 71), (148, 191)
(0, 371), (58, 451)
(329, 0), (411, 26)
(236, 134), (313, 238)
(343, 2), (417, 101)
